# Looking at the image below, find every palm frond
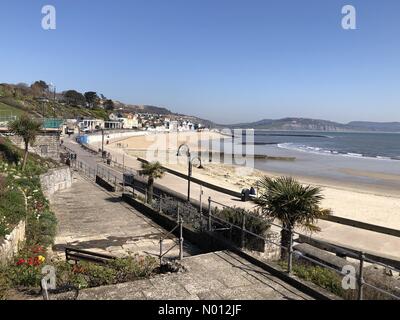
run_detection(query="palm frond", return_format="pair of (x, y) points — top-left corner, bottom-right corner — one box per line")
(139, 161), (165, 180)
(255, 176), (331, 233)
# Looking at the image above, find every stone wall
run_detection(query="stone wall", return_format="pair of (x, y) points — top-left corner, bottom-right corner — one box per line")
(0, 220), (26, 265)
(9, 132), (61, 160)
(40, 166), (72, 198)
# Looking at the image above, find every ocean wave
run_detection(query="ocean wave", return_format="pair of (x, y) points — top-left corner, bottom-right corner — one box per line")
(277, 143), (399, 161)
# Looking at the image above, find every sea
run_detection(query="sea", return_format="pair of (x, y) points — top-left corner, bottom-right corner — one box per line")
(254, 131), (400, 160)
(241, 131), (400, 193)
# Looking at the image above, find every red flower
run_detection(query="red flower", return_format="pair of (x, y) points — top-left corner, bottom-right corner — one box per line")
(16, 258), (25, 266)
(27, 257), (34, 266)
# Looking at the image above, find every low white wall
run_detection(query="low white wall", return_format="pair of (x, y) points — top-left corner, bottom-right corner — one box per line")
(40, 166), (73, 198)
(87, 131), (147, 144)
(0, 220), (26, 265)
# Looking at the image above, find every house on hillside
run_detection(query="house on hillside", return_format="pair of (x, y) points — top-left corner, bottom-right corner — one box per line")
(108, 112), (139, 129)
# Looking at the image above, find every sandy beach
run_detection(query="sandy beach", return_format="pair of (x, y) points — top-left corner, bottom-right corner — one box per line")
(97, 131), (400, 258)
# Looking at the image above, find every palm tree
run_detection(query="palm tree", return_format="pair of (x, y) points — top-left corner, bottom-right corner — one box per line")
(139, 161), (165, 204)
(255, 176), (331, 259)
(8, 115), (42, 171)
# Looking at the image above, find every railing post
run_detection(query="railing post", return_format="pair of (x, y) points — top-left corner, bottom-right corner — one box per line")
(241, 213), (246, 249)
(358, 251), (365, 300)
(287, 228), (293, 274)
(159, 238), (163, 266)
(179, 218), (184, 261)
(208, 197), (212, 232)
(159, 195), (162, 213)
(177, 202), (180, 221)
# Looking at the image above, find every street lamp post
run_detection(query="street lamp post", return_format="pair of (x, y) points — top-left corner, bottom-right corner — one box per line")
(177, 144), (191, 202)
(177, 144), (203, 202)
(101, 128), (105, 158)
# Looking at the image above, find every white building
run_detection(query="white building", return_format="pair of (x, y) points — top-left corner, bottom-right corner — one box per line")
(108, 112), (139, 129)
(78, 119), (105, 131)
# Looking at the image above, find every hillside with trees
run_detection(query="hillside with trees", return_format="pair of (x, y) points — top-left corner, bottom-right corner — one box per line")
(0, 81), (212, 127)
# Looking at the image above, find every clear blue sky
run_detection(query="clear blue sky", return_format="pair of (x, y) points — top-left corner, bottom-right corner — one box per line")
(0, 0), (399, 124)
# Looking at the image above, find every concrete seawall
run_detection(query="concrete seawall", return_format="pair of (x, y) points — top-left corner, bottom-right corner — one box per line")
(85, 131), (147, 144)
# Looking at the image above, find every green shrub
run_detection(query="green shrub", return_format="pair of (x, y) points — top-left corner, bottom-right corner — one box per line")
(213, 207), (270, 251)
(291, 262), (345, 297)
(110, 255), (158, 281)
(54, 262), (89, 289)
(53, 255), (158, 290)
(7, 263), (43, 288)
(0, 268), (11, 300)
(3, 246), (48, 289)
(25, 210), (57, 247)
(0, 179), (26, 237)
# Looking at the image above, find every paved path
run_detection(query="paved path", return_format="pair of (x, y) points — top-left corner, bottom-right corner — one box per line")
(51, 174), (200, 259)
(77, 251), (313, 300)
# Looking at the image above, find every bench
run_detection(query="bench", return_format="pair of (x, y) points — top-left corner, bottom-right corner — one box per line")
(65, 247), (116, 265)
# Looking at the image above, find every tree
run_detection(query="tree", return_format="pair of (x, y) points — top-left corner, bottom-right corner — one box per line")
(84, 91), (99, 108)
(31, 80), (49, 97)
(8, 115), (42, 171)
(63, 90), (86, 106)
(255, 176), (331, 259)
(104, 99), (114, 111)
(139, 161), (165, 204)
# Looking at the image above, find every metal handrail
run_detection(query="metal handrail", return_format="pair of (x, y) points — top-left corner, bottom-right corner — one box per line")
(159, 218), (184, 266)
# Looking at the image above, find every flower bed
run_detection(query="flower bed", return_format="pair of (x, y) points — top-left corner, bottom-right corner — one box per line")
(0, 245), (161, 298)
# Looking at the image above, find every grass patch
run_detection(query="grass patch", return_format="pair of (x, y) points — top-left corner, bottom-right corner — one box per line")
(0, 102), (25, 118)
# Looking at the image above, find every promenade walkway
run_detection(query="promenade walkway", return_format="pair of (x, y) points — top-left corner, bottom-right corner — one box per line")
(51, 174), (200, 259)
